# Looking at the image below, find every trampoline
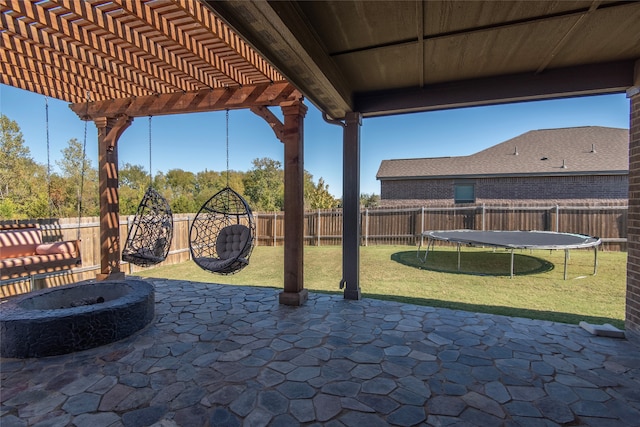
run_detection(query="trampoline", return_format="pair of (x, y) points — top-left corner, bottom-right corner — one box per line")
(418, 230), (601, 279)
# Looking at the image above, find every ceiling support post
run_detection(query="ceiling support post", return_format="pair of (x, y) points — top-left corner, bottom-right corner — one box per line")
(278, 100), (308, 306)
(341, 112), (362, 300)
(625, 59), (640, 341)
(94, 115), (133, 280)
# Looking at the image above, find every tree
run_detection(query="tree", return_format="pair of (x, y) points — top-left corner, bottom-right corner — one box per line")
(171, 194), (197, 214)
(194, 169), (223, 208)
(227, 171), (245, 196)
(243, 158), (284, 211)
(0, 114), (48, 219)
(360, 193), (380, 208)
(165, 168), (196, 199)
(119, 163), (150, 190)
(57, 138), (99, 217)
(0, 114), (30, 199)
(307, 177), (339, 209)
(119, 163), (151, 215)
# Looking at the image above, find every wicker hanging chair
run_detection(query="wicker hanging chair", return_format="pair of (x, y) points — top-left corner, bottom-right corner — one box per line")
(189, 187), (255, 275)
(122, 186), (173, 267)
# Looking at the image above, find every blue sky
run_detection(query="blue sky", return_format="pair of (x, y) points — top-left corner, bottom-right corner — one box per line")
(0, 84), (630, 197)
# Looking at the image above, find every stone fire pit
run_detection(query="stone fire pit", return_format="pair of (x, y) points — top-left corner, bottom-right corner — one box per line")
(0, 279), (154, 358)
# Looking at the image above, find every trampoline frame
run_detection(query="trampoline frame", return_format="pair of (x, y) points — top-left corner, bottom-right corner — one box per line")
(417, 230), (601, 280)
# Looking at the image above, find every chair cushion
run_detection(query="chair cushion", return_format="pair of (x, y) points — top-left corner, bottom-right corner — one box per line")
(216, 224), (250, 260)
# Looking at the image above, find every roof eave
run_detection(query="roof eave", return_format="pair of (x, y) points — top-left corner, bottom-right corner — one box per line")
(377, 170), (629, 181)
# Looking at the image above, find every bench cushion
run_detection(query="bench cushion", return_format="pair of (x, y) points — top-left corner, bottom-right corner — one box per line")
(1, 253), (80, 280)
(0, 228), (42, 259)
(36, 241), (77, 257)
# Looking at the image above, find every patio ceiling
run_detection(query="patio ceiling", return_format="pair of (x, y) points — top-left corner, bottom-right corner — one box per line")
(3, 1), (638, 118)
(205, 0), (640, 119)
(0, 0), (287, 105)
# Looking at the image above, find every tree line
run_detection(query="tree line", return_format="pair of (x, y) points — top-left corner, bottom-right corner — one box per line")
(1, 114), (379, 220)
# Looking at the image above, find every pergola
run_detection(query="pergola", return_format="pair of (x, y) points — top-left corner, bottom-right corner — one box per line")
(1, 0), (308, 305)
(2, 1), (640, 337)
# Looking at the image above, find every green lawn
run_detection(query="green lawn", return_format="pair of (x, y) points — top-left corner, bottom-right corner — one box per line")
(142, 245), (627, 329)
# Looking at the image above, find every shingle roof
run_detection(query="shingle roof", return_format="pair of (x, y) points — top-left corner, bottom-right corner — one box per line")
(376, 126), (629, 180)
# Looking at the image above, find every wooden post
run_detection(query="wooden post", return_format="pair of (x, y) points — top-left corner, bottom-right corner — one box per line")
(317, 209), (321, 246)
(364, 208), (369, 247)
(279, 100), (308, 306)
(94, 115), (132, 280)
(342, 112), (362, 300)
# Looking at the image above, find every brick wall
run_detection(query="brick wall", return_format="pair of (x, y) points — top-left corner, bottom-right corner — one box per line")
(380, 175), (628, 207)
(627, 92), (640, 341)
(381, 179), (453, 202)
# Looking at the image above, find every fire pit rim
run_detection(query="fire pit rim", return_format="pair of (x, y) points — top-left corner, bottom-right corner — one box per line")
(0, 281), (146, 319)
(0, 279), (155, 358)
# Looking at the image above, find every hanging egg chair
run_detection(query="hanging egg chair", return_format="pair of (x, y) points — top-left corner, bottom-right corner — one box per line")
(122, 186), (174, 267)
(189, 187), (255, 275)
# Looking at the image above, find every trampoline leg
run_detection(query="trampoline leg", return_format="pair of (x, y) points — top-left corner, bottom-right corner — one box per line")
(564, 249), (568, 280)
(593, 246), (598, 275)
(418, 238), (434, 263)
(457, 244), (461, 271)
(510, 249), (514, 279)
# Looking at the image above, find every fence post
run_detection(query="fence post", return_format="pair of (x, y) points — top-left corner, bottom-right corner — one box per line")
(421, 206), (425, 247)
(187, 216), (192, 260)
(317, 209), (321, 246)
(255, 213), (259, 247)
(273, 212), (278, 247)
(482, 203), (486, 231)
(364, 208), (369, 246)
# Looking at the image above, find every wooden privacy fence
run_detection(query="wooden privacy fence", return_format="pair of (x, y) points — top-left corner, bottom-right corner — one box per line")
(276, 204), (626, 249)
(0, 203), (628, 295)
(359, 204), (627, 250)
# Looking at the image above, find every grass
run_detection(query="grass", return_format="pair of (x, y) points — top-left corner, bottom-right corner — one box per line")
(141, 245), (627, 329)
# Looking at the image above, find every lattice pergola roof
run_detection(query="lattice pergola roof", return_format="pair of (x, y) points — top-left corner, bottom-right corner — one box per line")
(0, 0), (286, 104)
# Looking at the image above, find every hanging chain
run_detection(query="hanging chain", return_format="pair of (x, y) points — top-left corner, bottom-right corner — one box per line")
(149, 116), (153, 188)
(45, 96), (52, 219)
(77, 91), (90, 240)
(226, 109), (230, 189)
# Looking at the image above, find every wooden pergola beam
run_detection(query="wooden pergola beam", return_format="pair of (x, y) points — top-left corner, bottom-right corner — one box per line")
(69, 82), (301, 120)
(57, 0), (218, 90)
(0, 61), (92, 105)
(1, 48), (128, 101)
(0, 7), (173, 97)
(3, 0), (198, 94)
(177, 0), (282, 84)
(112, 0), (243, 87)
(0, 32), (151, 98)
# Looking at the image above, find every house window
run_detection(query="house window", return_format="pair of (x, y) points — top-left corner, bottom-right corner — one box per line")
(454, 183), (475, 203)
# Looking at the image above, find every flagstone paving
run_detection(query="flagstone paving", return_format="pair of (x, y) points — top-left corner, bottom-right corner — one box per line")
(1, 278), (640, 426)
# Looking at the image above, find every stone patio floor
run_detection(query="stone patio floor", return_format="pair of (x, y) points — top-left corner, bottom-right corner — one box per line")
(1, 278), (640, 427)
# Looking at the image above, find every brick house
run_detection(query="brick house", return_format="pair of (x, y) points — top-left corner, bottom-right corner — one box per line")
(377, 126), (628, 207)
